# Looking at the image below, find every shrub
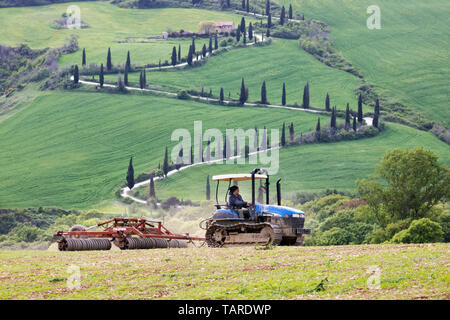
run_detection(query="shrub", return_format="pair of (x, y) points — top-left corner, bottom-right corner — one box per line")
(316, 227), (353, 246)
(391, 218), (444, 243)
(177, 90), (190, 100)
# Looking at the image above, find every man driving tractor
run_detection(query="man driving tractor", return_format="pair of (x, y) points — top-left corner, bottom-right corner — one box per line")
(228, 186), (252, 218)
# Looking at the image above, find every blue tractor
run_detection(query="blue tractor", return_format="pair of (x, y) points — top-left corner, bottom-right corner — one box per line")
(203, 168), (310, 247)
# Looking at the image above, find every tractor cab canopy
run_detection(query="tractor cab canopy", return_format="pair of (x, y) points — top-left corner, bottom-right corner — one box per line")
(212, 169), (274, 208)
(212, 173), (267, 182)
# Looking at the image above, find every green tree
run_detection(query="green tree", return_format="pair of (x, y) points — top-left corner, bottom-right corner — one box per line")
(220, 87), (224, 104)
(178, 44), (181, 62)
(289, 4), (293, 19)
(171, 46), (177, 66)
(126, 50), (131, 71)
(107, 47), (112, 71)
(82, 48), (86, 66)
(261, 80), (267, 104)
(265, 0), (270, 15)
(357, 147), (450, 226)
(345, 103), (350, 131)
(246, 0), (249, 12)
(99, 63), (104, 88)
(187, 45), (193, 66)
(214, 36), (218, 50)
(373, 98), (380, 128)
(126, 156), (135, 189)
(239, 78), (247, 104)
(208, 37), (213, 54)
(315, 117), (321, 141)
(358, 93), (363, 123)
(240, 17), (246, 34)
(280, 6), (286, 25)
(163, 146), (169, 177)
(191, 38), (196, 54)
(73, 65), (79, 84)
(248, 22), (253, 41)
(149, 176), (155, 198)
(391, 218), (444, 243)
(202, 44), (207, 58)
(124, 63), (129, 86)
(282, 82), (286, 105)
(302, 82), (310, 108)
(330, 106), (337, 129)
(353, 115), (357, 132)
(267, 13), (272, 28)
(325, 93), (330, 111)
(281, 122), (286, 146)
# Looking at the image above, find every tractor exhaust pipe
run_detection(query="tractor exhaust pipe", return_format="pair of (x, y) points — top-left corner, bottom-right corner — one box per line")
(276, 178), (282, 206)
(251, 168), (260, 205)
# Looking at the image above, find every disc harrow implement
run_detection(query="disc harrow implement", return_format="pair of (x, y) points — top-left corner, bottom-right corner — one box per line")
(54, 217), (204, 251)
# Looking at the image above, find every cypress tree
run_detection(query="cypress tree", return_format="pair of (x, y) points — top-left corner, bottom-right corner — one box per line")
(302, 82), (310, 108)
(178, 44), (181, 62)
(187, 45), (193, 66)
(226, 0), (230, 7)
(163, 146), (169, 177)
(289, 122), (294, 142)
(280, 6), (285, 25)
(107, 47), (112, 71)
(190, 146), (193, 164)
(243, 31), (246, 44)
(220, 87), (224, 104)
(206, 175), (210, 200)
(265, 0), (270, 15)
(246, 0), (249, 12)
(202, 44), (207, 58)
(236, 28), (241, 42)
(261, 80), (267, 104)
(117, 72), (125, 92)
(126, 50), (131, 70)
(239, 78), (247, 104)
(208, 37), (213, 54)
(267, 13), (272, 27)
(282, 82), (286, 105)
(358, 93), (363, 123)
(171, 46), (177, 66)
(353, 115), (357, 132)
(325, 93), (330, 111)
(248, 22), (253, 40)
(149, 176), (155, 198)
(139, 71), (143, 89)
(289, 4), (293, 19)
(192, 38), (196, 55)
(281, 122), (286, 146)
(99, 63), (104, 88)
(316, 117), (321, 141)
(241, 0), (245, 9)
(345, 103), (350, 131)
(214, 36), (218, 50)
(82, 48), (86, 66)
(124, 63), (129, 86)
(143, 69), (146, 88)
(223, 135), (230, 159)
(126, 157), (135, 190)
(240, 17), (246, 34)
(73, 65), (79, 84)
(331, 106), (337, 129)
(266, 28), (270, 37)
(373, 99), (380, 128)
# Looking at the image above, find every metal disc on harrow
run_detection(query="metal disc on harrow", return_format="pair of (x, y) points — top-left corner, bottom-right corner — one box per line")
(58, 238), (111, 251)
(168, 239), (179, 248)
(177, 240), (188, 248)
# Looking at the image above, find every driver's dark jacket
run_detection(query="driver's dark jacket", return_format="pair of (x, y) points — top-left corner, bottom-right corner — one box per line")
(228, 193), (247, 209)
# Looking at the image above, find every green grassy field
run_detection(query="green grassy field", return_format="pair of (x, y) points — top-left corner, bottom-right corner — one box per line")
(276, 0), (450, 126)
(0, 243), (448, 299)
(107, 39), (368, 110)
(0, 3), (251, 67)
(0, 89), (320, 209)
(144, 122), (450, 202)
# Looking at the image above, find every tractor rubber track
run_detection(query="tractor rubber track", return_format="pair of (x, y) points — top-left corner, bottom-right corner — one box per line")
(205, 222), (283, 247)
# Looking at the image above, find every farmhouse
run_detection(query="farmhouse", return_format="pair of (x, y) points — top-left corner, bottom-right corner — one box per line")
(198, 21), (235, 34)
